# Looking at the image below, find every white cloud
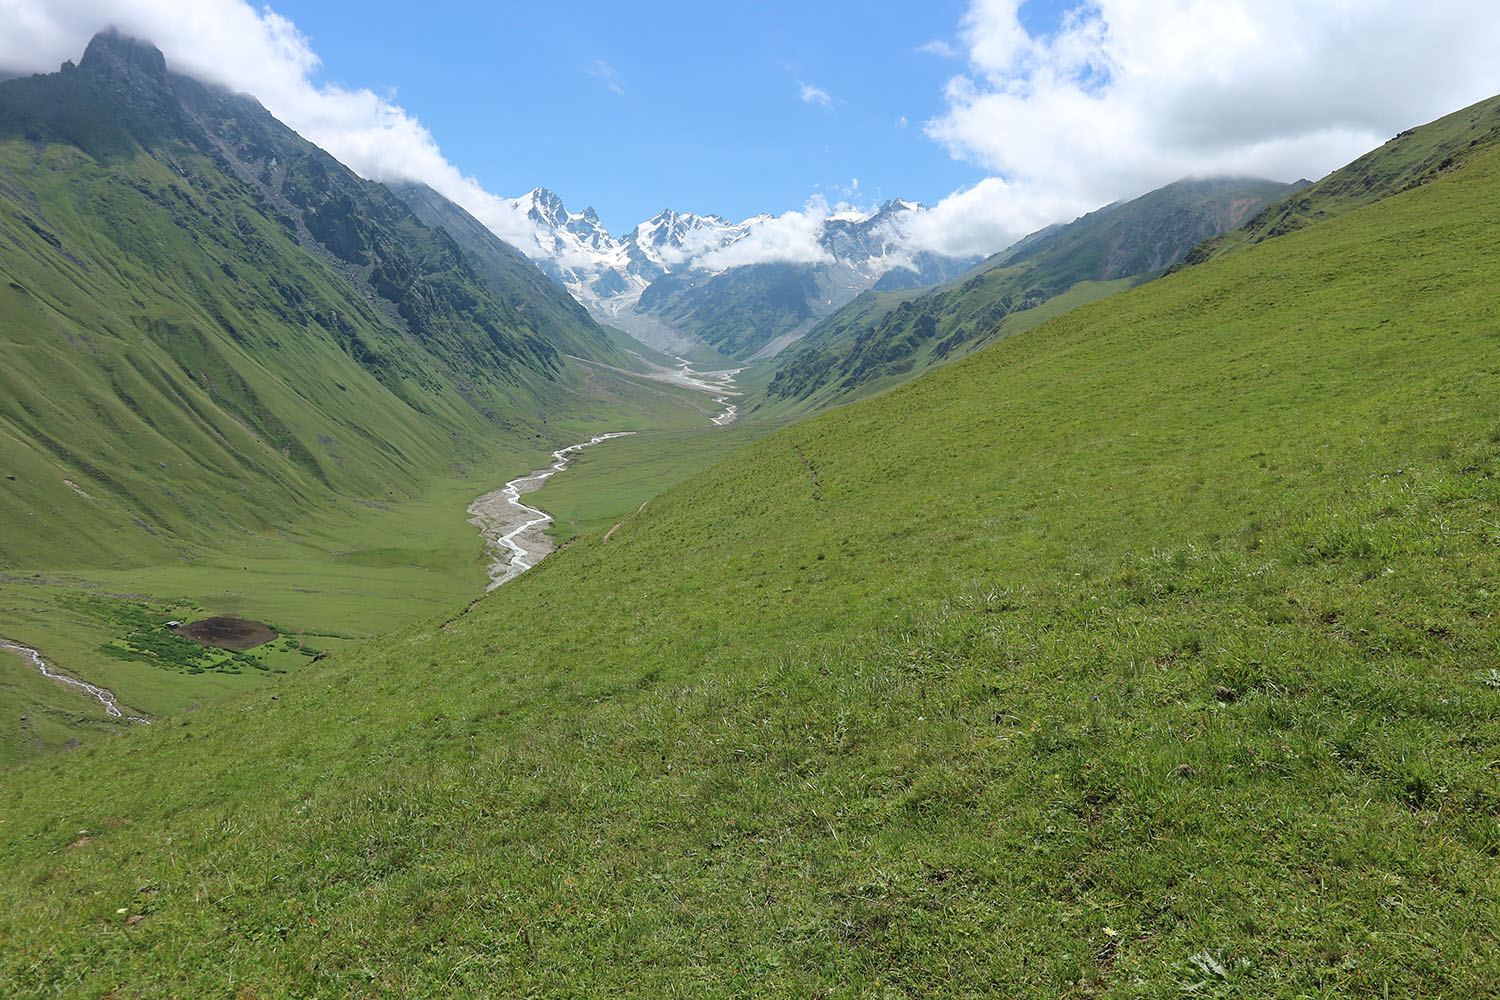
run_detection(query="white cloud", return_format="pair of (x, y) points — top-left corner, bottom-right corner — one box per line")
(7, 1), (1499, 279)
(910, 0), (1500, 256)
(917, 39), (958, 58)
(590, 60), (624, 96)
(890, 177), (1086, 260)
(0, 0), (546, 252)
(696, 199), (834, 271)
(799, 81), (833, 107)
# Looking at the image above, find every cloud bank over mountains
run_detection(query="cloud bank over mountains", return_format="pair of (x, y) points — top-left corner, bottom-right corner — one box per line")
(5, 0), (1498, 269)
(919, 0), (1500, 256)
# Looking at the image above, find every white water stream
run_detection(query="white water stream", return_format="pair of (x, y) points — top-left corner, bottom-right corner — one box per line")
(467, 357), (744, 589)
(658, 357), (743, 425)
(1, 637), (150, 723)
(468, 433), (636, 590)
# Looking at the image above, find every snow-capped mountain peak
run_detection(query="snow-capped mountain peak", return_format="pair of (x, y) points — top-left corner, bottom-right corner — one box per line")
(501, 187), (974, 355)
(628, 209), (748, 272)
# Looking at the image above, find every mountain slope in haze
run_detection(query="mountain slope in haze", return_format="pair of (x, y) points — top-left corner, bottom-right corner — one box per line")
(391, 181), (629, 366)
(763, 176), (1296, 407)
(635, 260), (821, 358)
(628, 200), (979, 362)
(0, 30), (642, 570)
(510, 188), (976, 360)
(1178, 93), (1500, 267)
(4, 98), (1500, 996)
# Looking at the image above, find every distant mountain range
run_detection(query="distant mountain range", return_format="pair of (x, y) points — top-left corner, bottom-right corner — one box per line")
(760, 176), (1304, 408)
(503, 187), (978, 360)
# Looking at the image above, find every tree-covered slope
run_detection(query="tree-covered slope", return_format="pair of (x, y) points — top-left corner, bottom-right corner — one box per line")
(3, 108), (1499, 996)
(762, 177), (1295, 409)
(0, 31), (585, 568)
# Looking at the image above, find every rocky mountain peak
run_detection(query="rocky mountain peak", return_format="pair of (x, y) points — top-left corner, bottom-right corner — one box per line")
(79, 28), (168, 84)
(525, 187), (568, 225)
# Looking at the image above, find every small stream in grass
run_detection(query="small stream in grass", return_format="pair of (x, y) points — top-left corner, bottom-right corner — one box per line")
(658, 358), (743, 425)
(0, 637), (150, 723)
(467, 358), (743, 589)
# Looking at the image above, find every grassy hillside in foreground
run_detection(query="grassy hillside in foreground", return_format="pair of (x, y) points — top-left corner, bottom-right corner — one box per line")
(531, 416), (798, 541)
(4, 130), (1500, 996)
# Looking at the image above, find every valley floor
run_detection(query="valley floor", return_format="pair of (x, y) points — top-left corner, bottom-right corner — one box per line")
(0, 355), (741, 764)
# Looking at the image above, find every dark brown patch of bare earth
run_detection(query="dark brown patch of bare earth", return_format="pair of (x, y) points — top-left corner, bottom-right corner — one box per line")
(173, 616), (277, 652)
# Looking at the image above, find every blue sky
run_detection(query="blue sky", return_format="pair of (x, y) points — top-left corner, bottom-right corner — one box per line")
(259, 0), (1068, 232)
(6, 1), (1498, 259)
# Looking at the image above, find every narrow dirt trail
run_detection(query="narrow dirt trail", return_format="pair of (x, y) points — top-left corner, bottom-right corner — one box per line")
(0, 637), (151, 723)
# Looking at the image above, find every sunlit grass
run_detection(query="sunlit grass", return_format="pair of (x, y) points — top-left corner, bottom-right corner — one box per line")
(3, 115), (1500, 997)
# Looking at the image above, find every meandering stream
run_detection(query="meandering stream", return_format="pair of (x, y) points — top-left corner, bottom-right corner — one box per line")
(467, 359), (743, 588)
(468, 433), (636, 590)
(0, 637), (150, 723)
(658, 357), (743, 424)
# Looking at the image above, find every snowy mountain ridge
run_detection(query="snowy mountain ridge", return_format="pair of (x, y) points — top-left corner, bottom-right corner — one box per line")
(503, 187), (976, 355)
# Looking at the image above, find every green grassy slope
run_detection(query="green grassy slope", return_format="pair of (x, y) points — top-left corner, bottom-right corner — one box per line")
(531, 415), (798, 541)
(2, 116), (1498, 995)
(762, 177), (1295, 410)
(389, 181), (632, 367)
(0, 32), (724, 757)
(0, 32), (563, 569)
(598, 324), (687, 372)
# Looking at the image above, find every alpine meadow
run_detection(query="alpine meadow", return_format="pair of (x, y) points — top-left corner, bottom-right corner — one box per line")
(2, 5), (1500, 998)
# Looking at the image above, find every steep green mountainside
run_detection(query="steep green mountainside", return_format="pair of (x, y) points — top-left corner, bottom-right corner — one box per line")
(1178, 93), (1500, 266)
(389, 180), (630, 366)
(4, 116), (1499, 995)
(0, 29), (704, 573)
(0, 30), (562, 569)
(0, 32), (720, 757)
(762, 177), (1296, 409)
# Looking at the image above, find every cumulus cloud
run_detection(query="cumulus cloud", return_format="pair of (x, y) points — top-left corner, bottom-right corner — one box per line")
(799, 82), (834, 107)
(695, 199), (834, 271)
(0, 0), (546, 252)
(7, 1), (1499, 277)
(909, 0), (1500, 257)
